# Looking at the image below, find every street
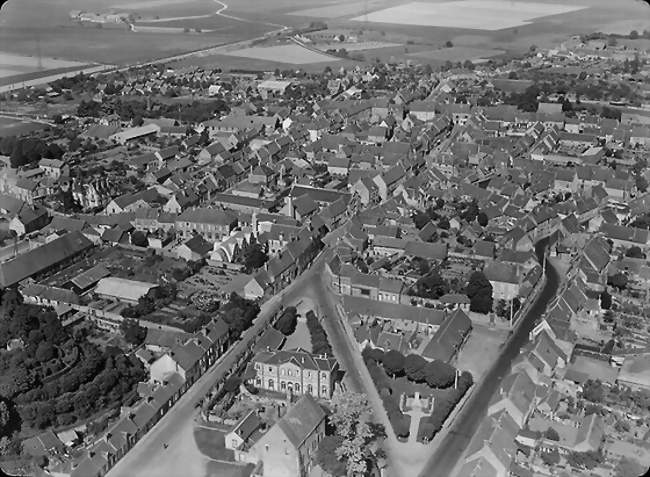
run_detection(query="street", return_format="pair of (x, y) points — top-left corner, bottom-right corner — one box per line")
(106, 252), (329, 477)
(418, 241), (560, 477)
(303, 272), (432, 477)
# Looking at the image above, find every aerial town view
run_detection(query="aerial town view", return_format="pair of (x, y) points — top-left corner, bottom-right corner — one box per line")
(0, 0), (650, 476)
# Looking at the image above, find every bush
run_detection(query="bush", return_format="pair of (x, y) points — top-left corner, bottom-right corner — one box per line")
(362, 347), (385, 364)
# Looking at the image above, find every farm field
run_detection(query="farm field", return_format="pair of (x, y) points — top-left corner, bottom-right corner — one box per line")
(289, 0), (390, 19)
(409, 46), (506, 62)
(352, 1), (587, 30)
(223, 43), (341, 65)
(316, 41), (402, 51)
(0, 117), (47, 138)
(0, 52), (89, 80)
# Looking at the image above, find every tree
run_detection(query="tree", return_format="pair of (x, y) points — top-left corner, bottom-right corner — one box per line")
(600, 290), (612, 310)
(438, 217), (450, 230)
(465, 271), (493, 314)
(274, 307), (298, 336)
(382, 350), (405, 378)
(330, 393), (384, 476)
(403, 354), (428, 383)
(412, 270), (448, 299)
(120, 318), (147, 345)
(445, 40), (453, 48)
(316, 435), (346, 476)
(244, 243), (268, 273)
(608, 272), (628, 290)
(477, 212), (488, 227)
(629, 30), (639, 40)
(626, 246), (644, 259)
(423, 360), (456, 388)
(130, 230), (148, 247)
(544, 427), (560, 441)
(35, 341), (56, 362)
(636, 175), (648, 193)
(582, 380), (605, 403)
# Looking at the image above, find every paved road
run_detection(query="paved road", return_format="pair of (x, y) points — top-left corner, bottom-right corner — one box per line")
(418, 240), (560, 477)
(106, 251), (329, 477)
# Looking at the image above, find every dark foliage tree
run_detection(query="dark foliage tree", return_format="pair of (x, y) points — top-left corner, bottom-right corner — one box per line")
(465, 271), (493, 314)
(423, 360), (456, 388)
(544, 427), (560, 441)
(244, 243), (268, 273)
(608, 272), (628, 290)
(477, 212), (488, 227)
(274, 307), (298, 336)
(306, 310), (332, 356)
(382, 350), (405, 378)
(625, 246), (644, 259)
(600, 290), (612, 310)
(403, 354), (428, 382)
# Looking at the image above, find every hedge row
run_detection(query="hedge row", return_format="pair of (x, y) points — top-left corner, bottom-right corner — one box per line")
(306, 310), (332, 356)
(365, 358), (411, 439)
(416, 371), (473, 442)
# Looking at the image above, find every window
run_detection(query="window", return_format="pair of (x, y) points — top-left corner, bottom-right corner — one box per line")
(321, 386), (327, 395)
(295, 383), (300, 392)
(268, 379), (274, 390)
(268, 366), (272, 372)
(255, 378), (261, 386)
(281, 381), (286, 390)
(307, 384), (313, 394)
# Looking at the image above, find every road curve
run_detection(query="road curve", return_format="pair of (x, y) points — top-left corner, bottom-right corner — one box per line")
(418, 239), (560, 477)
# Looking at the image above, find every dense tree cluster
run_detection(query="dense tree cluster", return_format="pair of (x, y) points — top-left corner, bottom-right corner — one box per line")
(0, 290), (145, 430)
(410, 270), (448, 300)
(305, 310), (332, 356)
(120, 318), (147, 346)
(77, 97), (229, 124)
(325, 392), (386, 476)
(0, 135), (64, 168)
(274, 307), (298, 336)
(219, 293), (260, 340)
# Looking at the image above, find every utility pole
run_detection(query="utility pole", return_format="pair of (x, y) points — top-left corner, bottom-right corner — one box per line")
(508, 298), (513, 329)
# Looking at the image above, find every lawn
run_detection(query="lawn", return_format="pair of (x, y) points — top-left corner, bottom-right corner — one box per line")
(205, 461), (255, 477)
(193, 426), (235, 462)
(455, 324), (507, 382)
(282, 319), (312, 352)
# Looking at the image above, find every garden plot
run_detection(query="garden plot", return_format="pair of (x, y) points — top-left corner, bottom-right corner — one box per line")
(353, 0), (586, 31)
(223, 44), (339, 64)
